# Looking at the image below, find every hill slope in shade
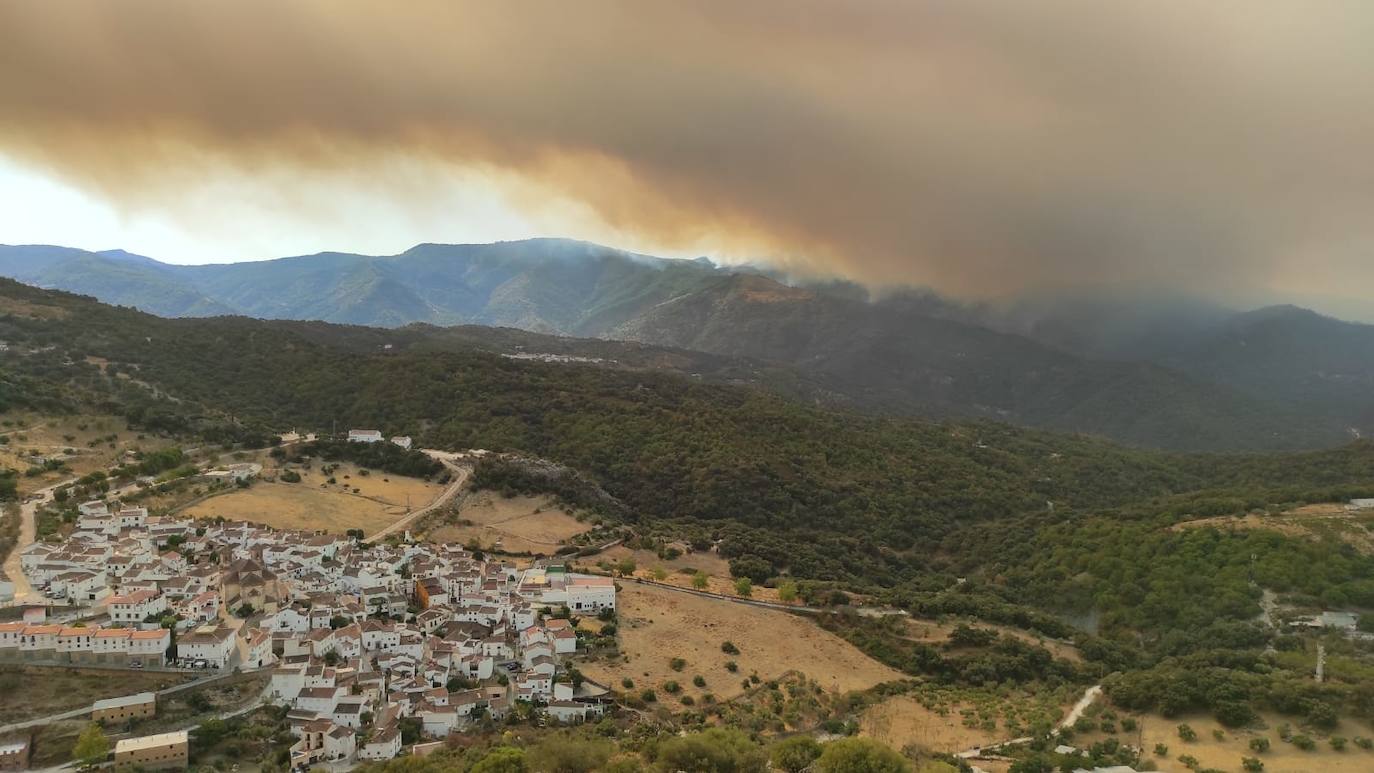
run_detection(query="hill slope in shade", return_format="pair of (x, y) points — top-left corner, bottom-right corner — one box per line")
(0, 240), (1367, 450)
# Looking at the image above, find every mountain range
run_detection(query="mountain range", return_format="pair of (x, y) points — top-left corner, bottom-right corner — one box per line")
(3, 238), (1372, 451)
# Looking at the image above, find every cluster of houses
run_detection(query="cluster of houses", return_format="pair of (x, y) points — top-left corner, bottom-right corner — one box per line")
(6, 497), (616, 766)
(347, 428), (413, 451)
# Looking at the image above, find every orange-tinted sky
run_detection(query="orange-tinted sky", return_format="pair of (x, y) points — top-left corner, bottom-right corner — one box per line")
(2, 1), (1373, 310)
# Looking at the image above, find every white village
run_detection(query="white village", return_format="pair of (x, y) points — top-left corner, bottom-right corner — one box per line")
(0, 431), (615, 770)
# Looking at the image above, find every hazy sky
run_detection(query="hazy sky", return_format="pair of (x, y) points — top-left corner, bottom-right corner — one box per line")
(2, 1), (1373, 311)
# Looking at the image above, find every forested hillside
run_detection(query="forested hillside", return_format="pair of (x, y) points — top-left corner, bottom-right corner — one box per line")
(1, 241), (1364, 451)
(4, 278), (1374, 690)
(0, 240), (725, 331)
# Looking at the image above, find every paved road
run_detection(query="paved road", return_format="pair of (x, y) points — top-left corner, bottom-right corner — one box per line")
(370, 455), (472, 540)
(0, 667), (264, 736)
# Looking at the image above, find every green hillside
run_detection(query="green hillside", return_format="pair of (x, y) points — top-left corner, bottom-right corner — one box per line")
(1, 241), (1363, 451)
(5, 278), (1374, 727)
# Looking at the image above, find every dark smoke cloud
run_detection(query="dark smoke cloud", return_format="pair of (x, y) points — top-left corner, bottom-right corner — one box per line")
(2, 1), (1373, 299)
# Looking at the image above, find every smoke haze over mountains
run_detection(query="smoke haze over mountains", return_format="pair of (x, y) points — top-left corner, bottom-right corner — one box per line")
(3, 1), (1374, 310)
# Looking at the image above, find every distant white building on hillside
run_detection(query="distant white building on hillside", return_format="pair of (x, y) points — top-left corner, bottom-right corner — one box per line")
(391, 436), (412, 450)
(205, 462), (262, 483)
(348, 430), (384, 444)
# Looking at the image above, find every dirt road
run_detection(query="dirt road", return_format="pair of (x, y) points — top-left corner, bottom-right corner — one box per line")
(369, 455), (471, 539)
(3, 478), (73, 603)
(954, 683), (1101, 760)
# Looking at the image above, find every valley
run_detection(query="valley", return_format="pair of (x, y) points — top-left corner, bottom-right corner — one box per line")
(0, 279), (1372, 772)
(8, 5), (1374, 770)
(4, 241), (1372, 451)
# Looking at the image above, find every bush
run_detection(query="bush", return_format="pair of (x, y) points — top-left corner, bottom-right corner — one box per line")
(725, 661), (739, 672)
(770, 736), (822, 773)
(1330, 736), (1347, 752)
(1290, 735), (1315, 751)
(663, 680), (681, 694)
(527, 735), (611, 773)
(1214, 700), (1257, 728)
(1178, 724), (1197, 742)
(670, 657), (686, 672)
(621, 678), (634, 689)
(654, 728), (766, 773)
(1306, 701), (1339, 730)
(1241, 757), (1264, 772)
(693, 675), (706, 688)
(1248, 737), (1270, 753)
(471, 747), (527, 773)
(722, 641), (740, 655)
(1154, 743), (1168, 757)
(640, 689), (656, 703)
(814, 738), (910, 773)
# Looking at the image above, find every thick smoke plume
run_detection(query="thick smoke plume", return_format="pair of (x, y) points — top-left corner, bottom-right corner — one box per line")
(2, 1), (1373, 298)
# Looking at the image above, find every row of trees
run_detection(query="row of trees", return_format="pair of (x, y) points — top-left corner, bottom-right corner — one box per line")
(359, 727), (926, 773)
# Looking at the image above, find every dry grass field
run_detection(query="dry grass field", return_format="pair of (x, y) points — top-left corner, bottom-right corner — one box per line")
(0, 413), (181, 495)
(186, 461), (442, 536)
(860, 694), (1009, 754)
(17, 672), (269, 769)
(0, 665), (193, 724)
(594, 546), (803, 605)
(1129, 711), (1374, 772)
(425, 491), (590, 553)
(859, 682), (1079, 760)
(599, 544), (732, 576)
(577, 581), (903, 707)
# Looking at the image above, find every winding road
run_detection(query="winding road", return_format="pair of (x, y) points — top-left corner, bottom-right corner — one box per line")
(368, 453), (472, 540)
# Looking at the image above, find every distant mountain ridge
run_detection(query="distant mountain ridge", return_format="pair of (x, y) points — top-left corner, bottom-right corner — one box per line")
(1, 238), (1370, 450)
(0, 239), (728, 331)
